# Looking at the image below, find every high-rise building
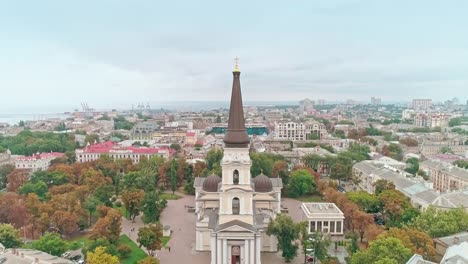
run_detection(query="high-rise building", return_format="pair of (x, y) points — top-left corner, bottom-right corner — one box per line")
(371, 97), (382, 105)
(194, 62), (282, 264)
(411, 99), (432, 110)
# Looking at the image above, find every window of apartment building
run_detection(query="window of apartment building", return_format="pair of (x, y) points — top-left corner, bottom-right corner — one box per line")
(336, 221), (342, 233)
(317, 221), (322, 232)
(330, 221), (335, 233)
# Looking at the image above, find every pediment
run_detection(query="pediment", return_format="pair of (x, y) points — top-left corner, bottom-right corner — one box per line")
(218, 225), (255, 233)
(214, 220), (257, 233)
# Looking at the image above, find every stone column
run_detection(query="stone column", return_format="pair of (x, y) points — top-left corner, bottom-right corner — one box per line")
(250, 238), (255, 264)
(217, 238), (222, 264)
(223, 239), (228, 264)
(211, 236), (216, 264)
(244, 239), (249, 264)
(256, 236), (261, 264)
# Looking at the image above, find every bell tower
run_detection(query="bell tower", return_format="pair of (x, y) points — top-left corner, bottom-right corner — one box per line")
(218, 58), (255, 225)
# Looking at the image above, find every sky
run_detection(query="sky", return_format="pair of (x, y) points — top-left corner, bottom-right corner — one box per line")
(1, 0), (468, 111)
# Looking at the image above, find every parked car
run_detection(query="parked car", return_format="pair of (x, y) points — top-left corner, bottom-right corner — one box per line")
(61, 252), (71, 259)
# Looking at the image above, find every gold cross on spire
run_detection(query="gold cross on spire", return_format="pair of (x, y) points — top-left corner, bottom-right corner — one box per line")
(233, 56), (240, 72)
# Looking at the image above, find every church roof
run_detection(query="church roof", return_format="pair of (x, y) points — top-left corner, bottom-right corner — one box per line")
(214, 219), (257, 233)
(223, 63), (249, 148)
(202, 174), (221, 192)
(253, 174), (273, 192)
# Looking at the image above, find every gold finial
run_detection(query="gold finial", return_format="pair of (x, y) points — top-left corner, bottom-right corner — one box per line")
(233, 56), (240, 72)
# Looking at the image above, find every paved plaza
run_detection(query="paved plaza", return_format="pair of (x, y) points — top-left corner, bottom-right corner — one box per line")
(121, 192), (307, 264)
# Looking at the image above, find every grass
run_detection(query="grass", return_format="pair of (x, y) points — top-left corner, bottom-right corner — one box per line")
(160, 193), (181, 200)
(119, 235), (148, 264)
(161, 236), (171, 247)
(295, 194), (323, 202)
(67, 235), (90, 250)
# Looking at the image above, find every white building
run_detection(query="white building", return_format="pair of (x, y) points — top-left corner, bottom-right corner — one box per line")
(300, 203), (344, 241)
(193, 65), (282, 264)
(0, 149), (12, 166)
(412, 99), (432, 110)
(15, 152), (64, 172)
(0, 248), (73, 264)
(75, 141), (174, 163)
(274, 121), (327, 141)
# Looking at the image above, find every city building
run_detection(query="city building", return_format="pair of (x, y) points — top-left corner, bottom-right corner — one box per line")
(299, 99), (315, 113)
(186, 131), (197, 146)
(300, 203), (345, 241)
(440, 241), (468, 264)
(274, 121), (327, 141)
(371, 97), (381, 106)
(433, 232), (468, 262)
(75, 141), (173, 163)
(353, 161), (468, 211)
(130, 121), (159, 140)
(0, 248), (73, 264)
(15, 152), (64, 172)
(193, 64), (282, 264)
(414, 113), (451, 128)
(411, 99), (432, 110)
(0, 149), (12, 166)
(420, 159), (468, 192)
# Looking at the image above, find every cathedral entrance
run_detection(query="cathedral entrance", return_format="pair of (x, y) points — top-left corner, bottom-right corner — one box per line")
(231, 246), (240, 264)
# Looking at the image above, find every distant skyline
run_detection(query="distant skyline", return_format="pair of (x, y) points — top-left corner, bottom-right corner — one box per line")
(1, 0), (468, 110)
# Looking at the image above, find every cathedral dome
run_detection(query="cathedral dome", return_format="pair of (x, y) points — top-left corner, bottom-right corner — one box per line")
(202, 174), (221, 192)
(253, 174), (273, 192)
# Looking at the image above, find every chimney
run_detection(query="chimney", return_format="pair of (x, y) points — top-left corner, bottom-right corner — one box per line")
(453, 236), (460, 245)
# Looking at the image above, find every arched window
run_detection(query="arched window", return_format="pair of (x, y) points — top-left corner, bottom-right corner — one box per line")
(233, 170), (239, 185)
(232, 198), (240, 215)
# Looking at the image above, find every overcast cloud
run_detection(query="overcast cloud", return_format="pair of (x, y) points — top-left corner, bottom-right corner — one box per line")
(1, 0), (467, 111)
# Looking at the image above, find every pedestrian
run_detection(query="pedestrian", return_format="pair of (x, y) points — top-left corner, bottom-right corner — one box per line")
(168, 246), (171, 252)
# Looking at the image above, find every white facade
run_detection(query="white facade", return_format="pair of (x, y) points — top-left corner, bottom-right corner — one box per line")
(194, 146), (283, 264)
(301, 203), (344, 241)
(275, 121), (327, 141)
(15, 152), (64, 172)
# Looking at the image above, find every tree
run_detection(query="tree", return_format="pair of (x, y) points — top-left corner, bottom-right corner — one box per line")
(205, 149), (223, 174)
(453, 160), (468, 169)
(169, 159), (178, 194)
(84, 196), (100, 226)
(142, 190), (167, 223)
(31, 232), (67, 256)
(379, 228), (435, 260)
(378, 190), (411, 227)
(85, 134), (100, 145)
(82, 238), (119, 259)
(18, 181), (48, 200)
(6, 169), (29, 192)
(169, 143), (181, 152)
(0, 224), (21, 248)
(215, 115), (222, 123)
(272, 160), (290, 185)
(266, 214), (300, 263)
(87, 246), (119, 264)
(121, 189), (145, 221)
(0, 164), (15, 190)
(405, 158), (419, 174)
(250, 152), (284, 177)
(350, 237), (412, 264)
(288, 169), (316, 198)
(137, 224), (163, 256)
(373, 179), (395, 195)
(346, 191), (380, 213)
(91, 206), (122, 244)
(408, 207), (468, 237)
(353, 210), (375, 242)
(381, 143), (404, 161)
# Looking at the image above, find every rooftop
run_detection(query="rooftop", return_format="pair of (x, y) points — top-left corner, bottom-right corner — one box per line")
(77, 141), (175, 155)
(15, 152), (64, 161)
(301, 203), (344, 218)
(0, 248), (73, 264)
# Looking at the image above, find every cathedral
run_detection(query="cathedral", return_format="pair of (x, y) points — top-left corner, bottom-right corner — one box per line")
(194, 62), (283, 264)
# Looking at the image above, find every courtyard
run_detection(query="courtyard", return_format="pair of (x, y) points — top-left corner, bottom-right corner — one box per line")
(122, 192), (308, 264)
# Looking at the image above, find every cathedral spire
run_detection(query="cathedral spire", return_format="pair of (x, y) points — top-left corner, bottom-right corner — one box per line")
(223, 57), (249, 148)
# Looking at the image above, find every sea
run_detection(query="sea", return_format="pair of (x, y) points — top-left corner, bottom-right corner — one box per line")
(0, 101), (298, 125)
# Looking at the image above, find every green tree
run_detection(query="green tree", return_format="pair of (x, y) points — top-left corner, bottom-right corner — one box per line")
(205, 149), (223, 175)
(84, 196), (101, 226)
(142, 190), (167, 223)
(138, 257), (161, 264)
(453, 160), (468, 169)
(0, 164), (15, 189)
(288, 169), (316, 198)
(82, 238), (119, 259)
(87, 246), (119, 264)
(0, 224), (22, 248)
(250, 152), (285, 177)
(373, 179), (395, 195)
(18, 120), (25, 127)
(215, 115), (222, 123)
(169, 159), (178, 194)
(18, 180), (48, 200)
(350, 237), (412, 264)
(31, 232), (67, 256)
(405, 158), (419, 174)
(346, 191), (380, 213)
(169, 143), (181, 152)
(408, 207), (468, 237)
(137, 224), (163, 257)
(266, 214), (300, 263)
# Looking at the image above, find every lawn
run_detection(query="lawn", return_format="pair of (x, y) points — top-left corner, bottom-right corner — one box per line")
(160, 193), (181, 200)
(119, 235), (148, 264)
(162, 236), (171, 247)
(295, 194), (323, 202)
